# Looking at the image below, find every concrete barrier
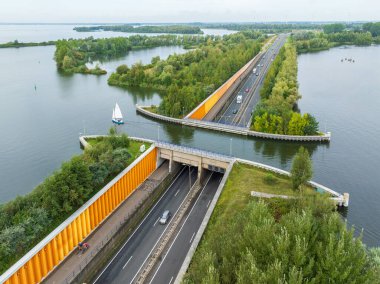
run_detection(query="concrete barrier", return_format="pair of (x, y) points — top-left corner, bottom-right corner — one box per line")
(136, 105), (331, 142)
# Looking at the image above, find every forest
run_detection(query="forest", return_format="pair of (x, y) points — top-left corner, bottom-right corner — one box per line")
(293, 22), (380, 53)
(108, 31), (264, 117)
(251, 41), (319, 136)
(184, 197), (380, 283)
(54, 34), (211, 74)
(0, 132), (145, 273)
(74, 24), (203, 34)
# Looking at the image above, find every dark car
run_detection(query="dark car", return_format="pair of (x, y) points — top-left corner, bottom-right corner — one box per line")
(159, 210), (171, 225)
(233, 109), (238, 114)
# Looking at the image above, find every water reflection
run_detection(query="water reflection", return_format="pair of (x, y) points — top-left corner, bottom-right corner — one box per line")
(253, 139), (324, 165)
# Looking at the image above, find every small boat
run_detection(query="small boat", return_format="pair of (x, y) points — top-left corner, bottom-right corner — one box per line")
(112, 103), (124, 124)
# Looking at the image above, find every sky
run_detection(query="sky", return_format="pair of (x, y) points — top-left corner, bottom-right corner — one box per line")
(1, 0), (379, 23)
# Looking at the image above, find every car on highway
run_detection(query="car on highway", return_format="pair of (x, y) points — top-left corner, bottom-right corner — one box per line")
(233, 109), (238, 114)
(245, 88), (249, 93)
(256, 72), (259, 76)
(159, 210), (171, 225)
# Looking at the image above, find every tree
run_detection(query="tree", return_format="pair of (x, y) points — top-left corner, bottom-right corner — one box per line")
(323, 23), (345, 34)
(291, 147), (313, 190)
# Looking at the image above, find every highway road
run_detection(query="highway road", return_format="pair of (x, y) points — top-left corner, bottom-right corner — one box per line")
(92, 166), (198, 284)
(214, 34), (288, 127)
(148, 172), (222, 284)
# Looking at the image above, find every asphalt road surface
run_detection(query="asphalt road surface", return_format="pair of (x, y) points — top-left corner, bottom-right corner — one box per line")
(148, 172), (223, 284)
(93, 166), (198, 284)
(215, 34), (288, 127)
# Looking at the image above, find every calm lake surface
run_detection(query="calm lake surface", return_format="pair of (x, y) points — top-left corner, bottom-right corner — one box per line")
(0, 25), (379, 246)
(0, 24), (235, 43)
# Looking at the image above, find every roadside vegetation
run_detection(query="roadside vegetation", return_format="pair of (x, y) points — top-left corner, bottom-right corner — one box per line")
(74, 24), (203, 34)
(0, 129), (148, 273)
(54, 34), (209, 75)
(293, 22), (380, 53)
(183, 158), (380, 283)
(251, 40), (319, 136)
(109, 31), (264, 117)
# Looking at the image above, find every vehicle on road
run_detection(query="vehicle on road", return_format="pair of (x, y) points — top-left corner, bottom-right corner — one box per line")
(252, 68), (257, 73)
(233, 109), (238, 114)
(159, 210), (171, 225)
(256, 72), (259, 76)
(237, 95), (242, 104)
(245, 88), (249, 93)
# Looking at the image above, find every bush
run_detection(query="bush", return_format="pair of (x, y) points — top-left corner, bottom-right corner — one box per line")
(263, 173), (278, 185)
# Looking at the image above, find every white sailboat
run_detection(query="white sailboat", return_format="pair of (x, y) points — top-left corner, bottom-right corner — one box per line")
(112, 103), (124, 124)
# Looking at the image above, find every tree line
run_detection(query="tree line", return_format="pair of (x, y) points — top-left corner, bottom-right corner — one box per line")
(293, 22), (380, 53)
(184, 150), (380, 283)
(251, 41), (319, 136)
(54, 34), (211, 75)
(0, 40), (56, 48)
(108, 31), (264, 117)
(74, 24), (203, 34)
(0, 131), (137, 273)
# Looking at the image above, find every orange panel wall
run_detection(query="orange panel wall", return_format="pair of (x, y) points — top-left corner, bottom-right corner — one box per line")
(3, 147), (157, 284)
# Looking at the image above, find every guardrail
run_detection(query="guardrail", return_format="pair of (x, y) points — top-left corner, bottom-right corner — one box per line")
(136, 105), (331, 142)
(155, 141), (233, 163)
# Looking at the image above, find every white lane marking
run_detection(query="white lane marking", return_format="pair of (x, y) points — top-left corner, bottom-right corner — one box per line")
(206, 200), (211, 208)
(93, 166), (186, 284)
(148, 173), (214, 284)
(130, 173), (198, 283)
(190, 232), (196, 243)
(153, 217), (160, 227)
(122, 256), (133, 270)
(174, 189), (180, 197)
(168, 276), (174, 284)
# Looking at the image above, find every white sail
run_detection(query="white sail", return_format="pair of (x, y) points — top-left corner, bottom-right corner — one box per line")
(114, 103), (123, 120)
(112, 108), (116, 120)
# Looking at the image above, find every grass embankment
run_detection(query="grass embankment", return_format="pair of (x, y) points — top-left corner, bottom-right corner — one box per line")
(211, 163), (316, 218)
(183, 162), (380, 283)
(0, 132), (149, 273)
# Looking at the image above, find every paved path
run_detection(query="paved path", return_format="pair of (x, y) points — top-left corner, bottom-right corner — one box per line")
(43, 163), (169, 284)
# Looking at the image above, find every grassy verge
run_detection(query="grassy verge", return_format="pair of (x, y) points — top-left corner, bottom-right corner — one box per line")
(213, 162), (316, 219)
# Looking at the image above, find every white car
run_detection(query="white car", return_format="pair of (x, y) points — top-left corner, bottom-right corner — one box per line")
(159, 210), (171, 225)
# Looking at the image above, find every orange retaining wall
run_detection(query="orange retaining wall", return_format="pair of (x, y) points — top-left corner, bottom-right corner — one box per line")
(2, 147), (157, 284)
(188, 58), (255, 120)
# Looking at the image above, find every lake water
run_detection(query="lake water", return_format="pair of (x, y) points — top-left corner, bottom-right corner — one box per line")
(0, 25), (379, 246)
(0, 24), (235, 43)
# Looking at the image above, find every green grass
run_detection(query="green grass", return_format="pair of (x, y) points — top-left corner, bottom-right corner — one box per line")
(143, 105), (158, 114)
(214, 162), (316, 220)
